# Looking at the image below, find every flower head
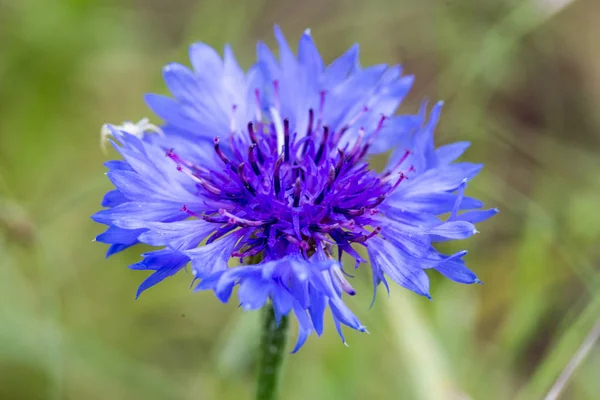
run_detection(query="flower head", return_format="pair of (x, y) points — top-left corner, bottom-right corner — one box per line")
(93, 26), (497, 351)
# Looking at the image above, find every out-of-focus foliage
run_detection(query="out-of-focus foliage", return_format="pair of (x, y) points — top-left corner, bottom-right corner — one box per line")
(1, 0), (599, 399)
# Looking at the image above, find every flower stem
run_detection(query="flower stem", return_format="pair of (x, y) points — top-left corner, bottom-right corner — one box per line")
(255, 303), (289, 400)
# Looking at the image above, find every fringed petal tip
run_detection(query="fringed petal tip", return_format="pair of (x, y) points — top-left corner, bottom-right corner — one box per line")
(191, 256), (367, 351)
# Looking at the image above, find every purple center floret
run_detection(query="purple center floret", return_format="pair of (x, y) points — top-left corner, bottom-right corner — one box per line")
(166, 90), (411, 288)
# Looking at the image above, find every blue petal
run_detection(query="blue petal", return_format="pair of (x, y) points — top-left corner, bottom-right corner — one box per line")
(223, 44), (244, 82)
(387, 193), (483, 215)
(333, 316), (346, 345)
(106, 170), (157, 200)
(136, 267), (182, 298)
(324, 44), (359, 87)
(129, 248), (189, 271)
(144, 94), (192, 127)
(291, 302), (312, 353)
(238, 276), (271, 310)
(273, 25), (296, 72)
(289, 276), (310, 308)
(184, 231), (243, 278)
(271, 286), (294, 324)
(189, 42), (223, 79)
(361, 67), (414, 128)
(367, 236), (431, 299)
(308, 286), (326, 336)
(194, 255), (364, 350)
(411, 101), (443, 172)
(380, 225), (431, 257)
(92, 202), (184, 230)
(455, 208), (499, 224)
(101, 190), (127, 208)
(328, 295), (365, 332)
(103, 160), (133, 172)
(298, 29), (324, 78)
(449, 179), (467, 220)
(194, 270), (226, 291)
(162, 63), (201, 104)
(96, 225), (145, 246)
(326, 64), (388, 131)
(435, 142), (471, 165)
(380, 207), (440, 231)
(256, 42), (280, 82)
(208, 266), (261, 303)
(428, 221), (478, 240)
(132, 249), (190, 298)
(400, 164), (483, 196)
(369, 114), (421, 154)
(107, 243), (135, 257)
(434, 259), (480, 284)
(370, 262), (390, 309)
(138, 219), (216, 250)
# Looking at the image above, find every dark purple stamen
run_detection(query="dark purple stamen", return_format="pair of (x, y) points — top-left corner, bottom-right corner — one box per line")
(372, 115), (387, 140)
(219, 209), (275, 227)
(357, 116), (387, 159)
(333, 206), (366, 217)
(293, 177), (302, 207)
(247, 122), (257, 142)
(198, 177), (223, 196)
(308, 223), (341, 233)
(213, 137), (230, 165)
(247, 123), (264, 164)
(285, 234), (309, 250)
(347, 128), (364, 161)
(237, 162), (256, 196)
(314, 190), (326, 205)
(334, 126), (349, 143)
(181, 204), (200, 218)
(306, 109), (314, 138)
(274, 155), (283, 196)
(166, 148), (186, 165)
(214, 136), (236, 172)
(335, 149), (345, 178)
(206, 224), (237, 244)
(173, 163), (224, 196)
(302, 109), (314, 156)
(357, 143), (370, 160)
(283, 118), (291, 162)
(202, 214), (228, 223)
(248, 144), (261, 176)
(368, 195), (387, 208)
(355, 226), (381, 243)
(315, 126), (329, 164)
(233, 242), (266, 258)
(327, 164), (336, 190)
(384, 149), (412, 178)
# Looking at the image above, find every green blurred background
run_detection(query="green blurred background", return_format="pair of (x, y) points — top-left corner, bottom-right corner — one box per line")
(1, 0), (599, 399)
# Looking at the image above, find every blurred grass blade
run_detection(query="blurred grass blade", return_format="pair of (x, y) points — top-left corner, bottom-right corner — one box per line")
(216, 309), (261, 376)
(386, 287), (464, 400)
(544, 319), (600, 400)
(518, 293), (600, 400)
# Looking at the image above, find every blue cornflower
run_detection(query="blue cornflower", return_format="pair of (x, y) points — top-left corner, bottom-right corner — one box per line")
(93, 26), (497, 351)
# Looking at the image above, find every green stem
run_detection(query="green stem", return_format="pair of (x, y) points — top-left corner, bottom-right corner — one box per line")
(255, 303), (289, 400)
